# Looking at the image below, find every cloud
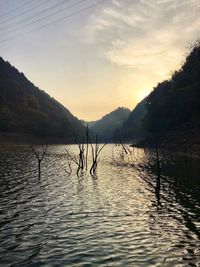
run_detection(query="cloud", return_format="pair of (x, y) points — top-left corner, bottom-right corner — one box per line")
(86, 0), (200, 76)
(105, 32), (183, 76)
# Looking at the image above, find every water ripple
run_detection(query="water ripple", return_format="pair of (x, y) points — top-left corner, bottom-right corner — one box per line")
(0, 145), (199, 266)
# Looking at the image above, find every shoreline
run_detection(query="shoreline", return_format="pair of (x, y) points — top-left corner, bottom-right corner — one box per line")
(0, 132), (74, 146)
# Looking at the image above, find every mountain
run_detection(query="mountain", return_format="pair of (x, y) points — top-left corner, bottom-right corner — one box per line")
(81, 120), (96, 128)
(114, 99), (147, 143)
(0, 57), (85, 144)
(90, 107), (131, 141)
(124, 41), (200, 150)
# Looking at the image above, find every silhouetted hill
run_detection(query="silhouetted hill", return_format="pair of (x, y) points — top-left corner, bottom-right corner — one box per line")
(114, 99), (147, 143)
(81, 120), (96, 128)
(0, 57), (85, 144)
(90, 107), (131, 141)
(134, 41), (200, 150)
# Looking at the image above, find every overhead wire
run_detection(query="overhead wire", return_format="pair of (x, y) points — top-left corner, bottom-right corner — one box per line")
(0, 0), (92, 38)
(0, 0), (35, 19)
(0, 0), (74, 36)
(0, 0), (107, 44)
(0, 0), (51, 24)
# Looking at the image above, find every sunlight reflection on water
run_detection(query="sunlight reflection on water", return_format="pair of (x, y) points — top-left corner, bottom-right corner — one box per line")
(0, 144), (199, 266)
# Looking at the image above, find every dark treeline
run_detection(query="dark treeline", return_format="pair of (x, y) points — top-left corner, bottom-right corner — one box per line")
(114, 41), (200, 151)
(0, 57), (86, 143)
(144, 41), (200, 146)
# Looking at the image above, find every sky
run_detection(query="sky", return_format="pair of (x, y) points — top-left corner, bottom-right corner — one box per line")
(0, 0), (200, 120)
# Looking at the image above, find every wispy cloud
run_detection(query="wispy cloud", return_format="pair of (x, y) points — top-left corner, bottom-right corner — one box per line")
(86, 0), (200, 77)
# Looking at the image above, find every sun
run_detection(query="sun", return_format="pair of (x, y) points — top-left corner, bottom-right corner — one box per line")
(137, 87), (151, 101)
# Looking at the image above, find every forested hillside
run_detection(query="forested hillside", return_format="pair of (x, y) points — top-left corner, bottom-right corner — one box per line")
(146, 42), (200, 139)
(116, 41), (200, 150)
(143, 41), (200, 147)
(0, 57), (85, 143)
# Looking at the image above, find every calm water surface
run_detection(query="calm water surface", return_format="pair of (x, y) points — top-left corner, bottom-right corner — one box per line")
(0, 145), (200, 266)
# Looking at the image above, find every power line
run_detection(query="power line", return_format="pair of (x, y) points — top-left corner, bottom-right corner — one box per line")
(0, 0), (89, 37)
(0, 0), (107, 44)
(0, 0), (51, 24)
(0, 0), (72, 35)
(0, 0), (35, 18)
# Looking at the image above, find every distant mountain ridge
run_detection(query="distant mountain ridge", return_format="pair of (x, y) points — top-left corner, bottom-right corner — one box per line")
(0, 57), (85, 143)
(89, 107), (131, 141)
(114, 99), (147, 143)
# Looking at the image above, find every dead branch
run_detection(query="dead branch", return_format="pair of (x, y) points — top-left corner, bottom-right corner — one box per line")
(30, 145), (48, 177)
(90, 135), (106, 175)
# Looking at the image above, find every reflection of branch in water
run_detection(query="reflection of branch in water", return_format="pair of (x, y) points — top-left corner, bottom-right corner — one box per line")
(128, 145), (200, 264)
(120, 139), (132, 155)
(149, 198), (200, 265)
(154, 138), (165, 205)
(148, 159), (200, 265)
(155, 140), (161, 204)
(110, 144), (135, 172)
(63, 151), (72, 176)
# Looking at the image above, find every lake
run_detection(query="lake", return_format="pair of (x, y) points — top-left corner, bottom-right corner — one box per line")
(0, 144), (200, 266)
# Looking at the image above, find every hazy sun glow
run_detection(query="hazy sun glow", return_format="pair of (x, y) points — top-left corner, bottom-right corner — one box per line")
(1, 0), (200, 120)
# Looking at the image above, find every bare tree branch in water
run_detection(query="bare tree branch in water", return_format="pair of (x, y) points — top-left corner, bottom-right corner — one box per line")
(90, 135), (106, 176)
(30, 145), (48, 177)
(74, 136), (86, 176)
(65, 135), (87, 177)
(64, 129), (106, 177)
(65, 148), (81, 177)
